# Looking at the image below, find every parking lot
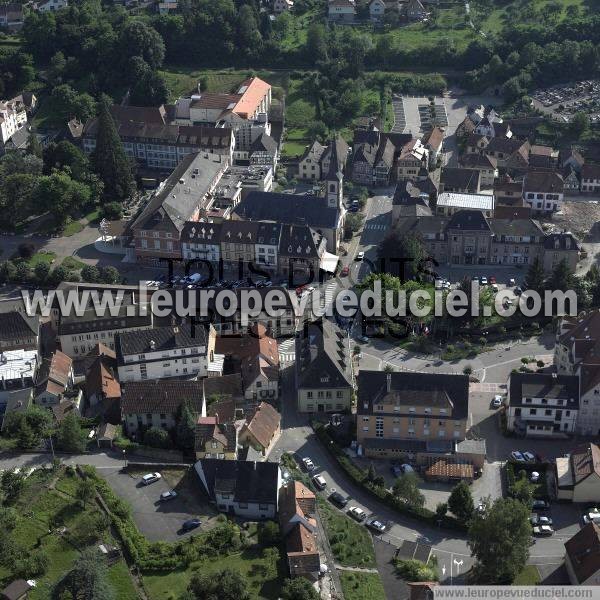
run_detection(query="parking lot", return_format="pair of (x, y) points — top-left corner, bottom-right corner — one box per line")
(100, 467), (220, 541)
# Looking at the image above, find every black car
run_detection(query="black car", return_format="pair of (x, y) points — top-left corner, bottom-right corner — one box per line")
(328, 491), (348, 508)
(182, 518), (202, 532)
(532, 499), (550, 510)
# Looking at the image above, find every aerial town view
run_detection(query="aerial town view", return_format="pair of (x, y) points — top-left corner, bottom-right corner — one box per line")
(0, 0), (600, 598)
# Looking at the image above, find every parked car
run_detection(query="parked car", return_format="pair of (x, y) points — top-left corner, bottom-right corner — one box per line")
(530, 514), (552, 526)
(492, 395), (503, 408)
(359, 336), (369, 343)
(532, 499), (550, 510)
(509, 278), (516, 286)
(356, 251), (365, 261)
(510, 451), (526, 462)
(514, 286), (523, 296)
(182, 518), (201, 532)
(141, 473), (161, 485)
(583, 508), (600, 523)
(302, 457), (315, 471)
(489, 276), (496, 284)
(366, 517), (386, 533)
(348, 506), (367, 522)
(480, 276), (488, 285)
(160, 490), (178, 501)
(530, 471), (540, 483)
(400, 464), (414, 474)
(328, 491), (348, 508)
(312, 474), (327, 490)
(522, 452), (536, 462)
(533, 525), (554, 536)
(341, 266), (350, 277)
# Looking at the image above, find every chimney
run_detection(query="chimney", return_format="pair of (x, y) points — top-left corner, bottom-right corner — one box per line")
(386, 372), (392, 392)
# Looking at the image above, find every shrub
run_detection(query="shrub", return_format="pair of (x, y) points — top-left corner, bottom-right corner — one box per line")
(18, 243), (35, 259)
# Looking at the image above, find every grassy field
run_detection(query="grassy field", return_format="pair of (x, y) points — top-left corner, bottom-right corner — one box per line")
(340, 572), (387, 600)
(318, 499), (376, 568)
(513, 565), (541, 585)
(477, 0), (586, 34)
(0, 468), (138, 600)
(143, 546), (284, 600)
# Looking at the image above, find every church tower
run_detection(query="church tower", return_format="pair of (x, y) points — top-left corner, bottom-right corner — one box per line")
(325, 138), (343, 210)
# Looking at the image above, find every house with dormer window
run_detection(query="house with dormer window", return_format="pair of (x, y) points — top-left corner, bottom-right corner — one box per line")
(181, 221), (222, 264)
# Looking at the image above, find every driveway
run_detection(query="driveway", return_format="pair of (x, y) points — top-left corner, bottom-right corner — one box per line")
(100, 467), (219, 541)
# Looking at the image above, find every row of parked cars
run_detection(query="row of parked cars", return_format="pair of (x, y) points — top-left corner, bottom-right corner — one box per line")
(301, 458), (388, 534)
(140, 472), (201, 532)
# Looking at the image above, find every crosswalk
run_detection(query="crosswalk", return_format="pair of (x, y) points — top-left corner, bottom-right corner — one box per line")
(470, 382), (506, 393)
(364, 223), (387, 231)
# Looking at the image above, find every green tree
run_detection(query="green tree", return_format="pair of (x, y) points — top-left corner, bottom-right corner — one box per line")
(448, 481), (474, 524)
(570, 111), (590, 138)
(523, 256), (546, 295)
(49, 264), (71, 285)
(56, 413), (86, 453)
(468, 497), (531, 584)
(1, 471), (25, 505)
(176, 400), (197, 452)
(76, 478), (96, 507)
(34, 261), (51, 283)
(435, 502), (448, 519)
(547, 258), (575, 292)
(281, 577), (319, 600)
(257, 521), (280, 546)
(57, 548), (114, 600)
(81, 265), (101, 283)
(143, 427), (171, 449)
(511, 470), (535, 507)
(119, 21), (165, 69)
(187, 567), (250, 600)
(69, 512), (109, 546)
(26, 133), (43, 159)
(34, 172), (91, 228)
(2, 405), (53, 449)
(395, 558), (437, 582)
(99, 266), (120, 285)
(93, 101), (134, 202)
(392, 472), (425, 508)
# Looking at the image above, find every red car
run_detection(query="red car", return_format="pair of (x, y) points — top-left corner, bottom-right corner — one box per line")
(340, 266), (350, 277)
(489, 276), (496, 284)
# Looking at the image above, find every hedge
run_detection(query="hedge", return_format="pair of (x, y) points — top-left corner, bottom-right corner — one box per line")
(312, 423), (466, 532)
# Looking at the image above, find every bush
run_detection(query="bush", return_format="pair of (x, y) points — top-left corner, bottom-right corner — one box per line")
(257, 521), (280, 546)
(101, 201), (123, 220)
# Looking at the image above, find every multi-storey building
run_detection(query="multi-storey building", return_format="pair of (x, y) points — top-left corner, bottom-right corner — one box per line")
(295, 320), (353, 413)
(131, 152), (229, 265)
(298, 137), (349, 181)
(522, 171), (564, 214)
(121, 380), (204, 438)
(395, 210), (580, 269)
(356, 371), (469, 458)
(220, 220), (260, 272)
(116, 323), (216, 382)
(181, 221), (222, 264)
(82, 105), (233, 171)
(506, 372), (579, 437)
(581, 164), (600, 194)
(0, 96), (28, 153)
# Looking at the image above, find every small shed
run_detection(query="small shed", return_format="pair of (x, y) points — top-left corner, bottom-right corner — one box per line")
(424, 460), (474, 483)
(96, 423), (117, 448)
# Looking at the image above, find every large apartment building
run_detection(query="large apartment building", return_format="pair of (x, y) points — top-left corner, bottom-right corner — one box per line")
(116, 323), (217, 382)
(356, 371), (470, 458)
(82, 105), (233, 171)
(295, 320), (353, 413)
(131, 151), (229, 265)
(505, 372), (579, 437)
(395, 209), (580, 269)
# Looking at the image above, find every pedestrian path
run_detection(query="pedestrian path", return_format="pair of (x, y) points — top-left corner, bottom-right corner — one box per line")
(364, 223), (387, 230)
(470, 382), (505, 393)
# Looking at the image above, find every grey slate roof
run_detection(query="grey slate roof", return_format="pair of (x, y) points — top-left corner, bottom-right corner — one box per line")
(440, 167), (480, 192)
(358, 370), (470, 420)
(296, 320), (352, 390)
(196, 458), (279, 505)
(0, 311), (38, 342)
(233, 191), (340, 230)
(132, 152), (227, 233)
(121, 380), (204, 414)
(116, 323), (207, 358)
(446, 210), (490, 231)
(508, 372), (579, 408)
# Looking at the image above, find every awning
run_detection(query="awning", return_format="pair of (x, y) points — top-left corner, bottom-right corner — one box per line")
(320, 252), (339, 273)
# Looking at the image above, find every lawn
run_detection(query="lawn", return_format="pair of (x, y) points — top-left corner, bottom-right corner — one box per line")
(0, 468), (138, 600)
(376, 6), (476, 51)
(318, 498), (376, 568)
(476, 0), (586, 35)
(158, 67), (290, 102)
(340, 572), (386, 600)
(62, 219), (84, 237)
(143, 546), (284, 600)
(21, 251), (57, 268)
(513, 565), (541, 585)
(61, 256), (87, 271)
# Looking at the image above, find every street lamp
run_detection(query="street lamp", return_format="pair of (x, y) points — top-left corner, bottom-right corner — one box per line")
(122, 449), (126, 469)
